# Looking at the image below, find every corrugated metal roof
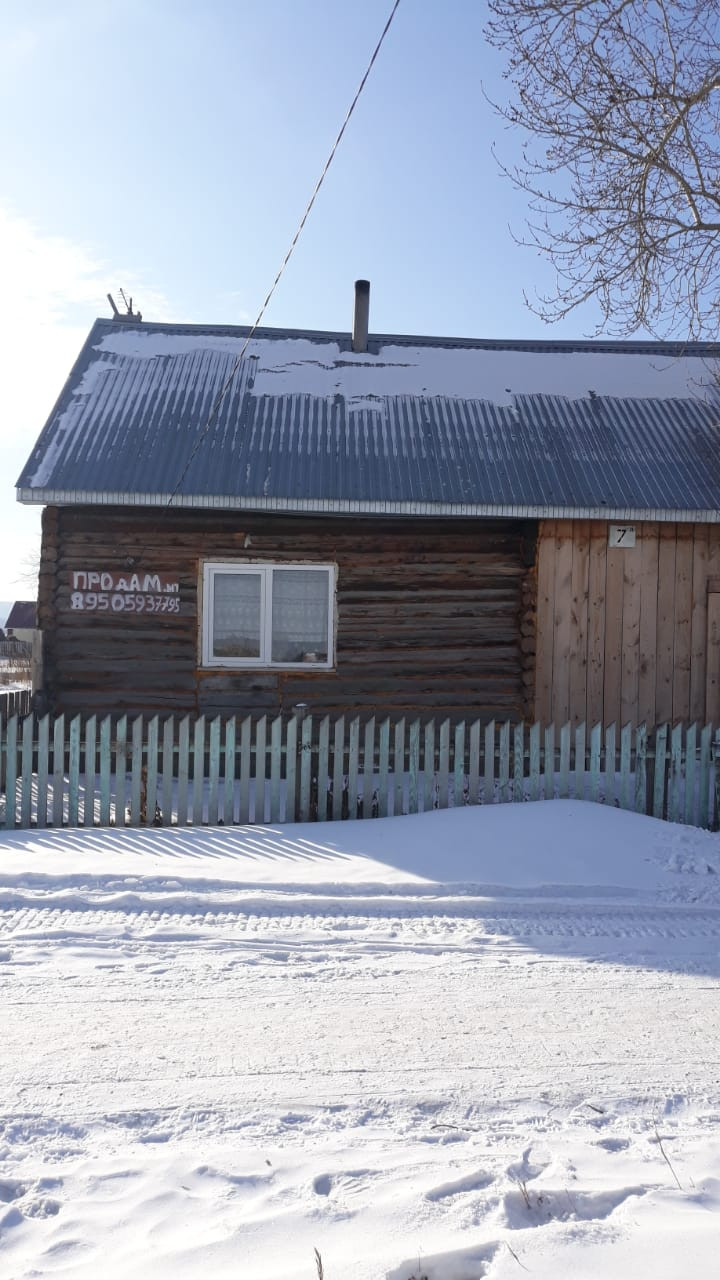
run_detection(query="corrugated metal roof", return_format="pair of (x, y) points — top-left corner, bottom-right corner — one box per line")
(16, 318), (720, 519)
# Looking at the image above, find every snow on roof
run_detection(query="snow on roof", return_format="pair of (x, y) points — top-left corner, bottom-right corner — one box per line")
(96, 324), (719, 404)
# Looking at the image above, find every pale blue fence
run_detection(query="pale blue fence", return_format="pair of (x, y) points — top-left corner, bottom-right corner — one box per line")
(1, 713), (718, 831)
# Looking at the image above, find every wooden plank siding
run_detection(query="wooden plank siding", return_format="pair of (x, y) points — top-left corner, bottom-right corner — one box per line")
(535, 520), (720, 728)
(39, 507), (537, 721)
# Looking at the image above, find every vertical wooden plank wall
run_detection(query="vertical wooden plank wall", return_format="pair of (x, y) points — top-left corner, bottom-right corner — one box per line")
(535, 521), (720, 728)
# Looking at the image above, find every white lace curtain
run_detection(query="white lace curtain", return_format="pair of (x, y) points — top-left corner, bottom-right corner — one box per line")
(213, 572), (261, 658)
(271, 570), (328, 663)
(212, 569), (328, 663)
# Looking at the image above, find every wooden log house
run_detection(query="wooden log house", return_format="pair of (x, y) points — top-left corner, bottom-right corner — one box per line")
(17, 302), (720, 727)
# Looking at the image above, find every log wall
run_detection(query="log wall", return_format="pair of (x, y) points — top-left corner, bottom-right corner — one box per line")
(535, 519), (720, 728)
(39, 507), (537, 720)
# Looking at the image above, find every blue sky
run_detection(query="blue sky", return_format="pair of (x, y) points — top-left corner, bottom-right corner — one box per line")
(2, 0), (605, 600)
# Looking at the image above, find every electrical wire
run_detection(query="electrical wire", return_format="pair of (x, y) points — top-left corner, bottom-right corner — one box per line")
(165, 0), (402, 509)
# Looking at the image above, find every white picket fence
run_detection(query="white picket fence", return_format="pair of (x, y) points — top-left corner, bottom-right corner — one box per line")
(1, 712), (719, 831)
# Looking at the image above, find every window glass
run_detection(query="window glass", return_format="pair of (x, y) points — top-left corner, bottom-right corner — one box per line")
(212, 572), (262, 658)
(271, 569), (329, 663)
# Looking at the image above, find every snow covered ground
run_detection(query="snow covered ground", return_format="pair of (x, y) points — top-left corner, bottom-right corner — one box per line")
(1, 800), (719, 1279)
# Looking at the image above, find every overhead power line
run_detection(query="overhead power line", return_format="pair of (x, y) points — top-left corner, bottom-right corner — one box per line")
(166, 0), (402, 508)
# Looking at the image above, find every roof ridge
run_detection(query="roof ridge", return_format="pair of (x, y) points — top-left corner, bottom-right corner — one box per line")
(87, 317), (720, 357)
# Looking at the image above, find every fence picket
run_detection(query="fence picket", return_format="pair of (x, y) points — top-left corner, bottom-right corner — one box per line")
(574, 722), (586, 800)
(589, 722), (602, 803)
(162, 716), (175, 826)
(129, 716), (144, 826)
(559, 723), (570, 799)
(4, 715), (17, 829)
(528, 722), (540, 801)
(513, 722), (524, 801)
(669, 723), (683, 823)
(393, 718), (405, 816)
(653, 724), (668, 819)
(438, 720), (450, 810)
(378, 719), (390, 817)
(52, 713), (65, 826)
(192, 716), (206, 825)
(485, 720), (497, 803)
(424, 720), (435, 812)
(177, 716), (190, 825)
(208, 716), (222, 824)
(68, 715), (81, 827)
(20, 712), (33, 828)
(497, 721), (510, 803)
(620, 723), (633, 811)
(285, 717), (297, 823)
(115, 715), (127, 827)
(332, 716), (345, 820)
(349, 717), (361, 820)
(684, 721), (697, 827)
(605, 723), (616, 808)
(707, 732), (717, 829)
(222, 716), (236, 825)
(100, 715), (111, 826)
(454, 721), (466, 807)
(634, 724), (647, 815)
(238, 716), (251, 824)
(698, 723), (712, 830)
(363, 717), (376, 818)
(146, 715), (159, 826)
(84, 716), (97, 826)
(619, 723), (632, 811)
(469, 719), (481, 805)
(299, 714), (312, 822)
(269, 715), (282, 822)
(408, 719), (420, 814)
(254, 715), (266, 824)
(543, 724), (554, 800)
(317, 716), (330, 822)
(37, 714), (50, 828)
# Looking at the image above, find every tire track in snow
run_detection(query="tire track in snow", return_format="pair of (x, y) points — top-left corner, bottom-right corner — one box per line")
(3, 901), (720, 945)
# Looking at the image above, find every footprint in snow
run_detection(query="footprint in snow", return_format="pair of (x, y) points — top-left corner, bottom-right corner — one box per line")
(312, 1170), (377, 1204)
(595, 1136), (631, 1153)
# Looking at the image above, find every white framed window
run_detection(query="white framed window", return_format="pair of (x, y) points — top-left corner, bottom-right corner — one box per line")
(201, 562), (335, 668)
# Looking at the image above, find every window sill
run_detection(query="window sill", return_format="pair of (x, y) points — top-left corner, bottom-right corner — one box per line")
(200, 662), (335, 673)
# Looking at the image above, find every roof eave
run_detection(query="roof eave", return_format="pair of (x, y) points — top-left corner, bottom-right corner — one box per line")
(16, 487), (720, 523)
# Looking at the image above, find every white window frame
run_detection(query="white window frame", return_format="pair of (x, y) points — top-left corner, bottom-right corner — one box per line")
(201, 562), (335, 669)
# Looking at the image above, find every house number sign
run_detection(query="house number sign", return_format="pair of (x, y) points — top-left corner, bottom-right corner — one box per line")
(70, 571), (180, 614)
(608, 524), (636, 548)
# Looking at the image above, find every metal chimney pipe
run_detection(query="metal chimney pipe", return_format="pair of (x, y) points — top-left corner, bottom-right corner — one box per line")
(352, 279), (370, 353)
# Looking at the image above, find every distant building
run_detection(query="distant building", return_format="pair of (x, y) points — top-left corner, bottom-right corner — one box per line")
(5, 601), (37, 646)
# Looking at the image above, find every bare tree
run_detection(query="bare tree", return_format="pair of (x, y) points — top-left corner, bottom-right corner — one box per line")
(486, 0), (720, 337)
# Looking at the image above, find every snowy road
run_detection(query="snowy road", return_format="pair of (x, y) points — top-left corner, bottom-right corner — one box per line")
(3, 895), (720, 1114)
(1, 802), (720, 1279)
